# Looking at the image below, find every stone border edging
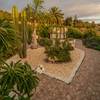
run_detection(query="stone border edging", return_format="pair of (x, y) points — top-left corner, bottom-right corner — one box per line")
(43, 48), (85, 84)
(66, 49), (85, 84)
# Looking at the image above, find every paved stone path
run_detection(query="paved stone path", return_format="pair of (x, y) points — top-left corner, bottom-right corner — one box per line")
(32, 40), (100, 100)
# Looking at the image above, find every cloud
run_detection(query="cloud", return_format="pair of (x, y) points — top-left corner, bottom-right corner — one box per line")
(43, 0), (100, 19)
(64, 3), (100, 17)
(0, 0), (100, 19)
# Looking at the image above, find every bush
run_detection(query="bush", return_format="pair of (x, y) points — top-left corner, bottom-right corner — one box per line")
(67, 27), (83, 39)
(83, 36), (100, 51)
(38, 38), (53, 47)
(0, 60), (39, 100)
(45, 40), (71, 62)
(82, 29), (100, 50)
(62, 41), (74, 51)
(38, 25), (50, 38)
(83, 29), (96, 39)
(0, 47), (18, 60)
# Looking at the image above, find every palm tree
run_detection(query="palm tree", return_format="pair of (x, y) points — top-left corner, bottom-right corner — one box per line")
(0, 60), (39, 99)
(43, 11), (56, 25)
(32, 0), (44, 22)
(25, 4), (33, 21)
(49, 7), (64, 25)
(0, 19), (20, 54)
(32, 0), (44, 14)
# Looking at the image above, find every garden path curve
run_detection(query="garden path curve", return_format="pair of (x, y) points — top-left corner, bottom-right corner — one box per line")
(32, 40), (100, 100)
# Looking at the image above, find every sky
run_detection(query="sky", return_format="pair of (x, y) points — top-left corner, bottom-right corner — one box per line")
(0, 0), (100, 23)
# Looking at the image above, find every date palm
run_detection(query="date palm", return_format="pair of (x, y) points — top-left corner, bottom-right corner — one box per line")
(32, 0), (44, 22)
(25, 4), (33, 21)
(32, 0), (44, 14)
(43, 12), (56, 25)
(49, 7), (64, 24)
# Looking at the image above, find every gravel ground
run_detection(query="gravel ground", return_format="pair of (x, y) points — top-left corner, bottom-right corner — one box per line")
(32, 40), (100, 100)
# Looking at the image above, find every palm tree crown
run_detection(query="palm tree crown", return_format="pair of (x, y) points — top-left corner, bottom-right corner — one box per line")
(49, 7), (64, 24)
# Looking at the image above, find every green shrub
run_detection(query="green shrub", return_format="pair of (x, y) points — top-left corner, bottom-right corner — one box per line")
(0, 60), (39, 100)
(83, 36), (100, 51)
(67, 27), (82, 39)
(38, 38), (53, 47)
(82, 29), (100, 50)
(0, 19), (21, 61)
(38, 25), (50, 38)
(45, 40), (71, 62)
(83, 29), (96, 39)
(0, 47), (18, 60)
(62, 41), (74, 51)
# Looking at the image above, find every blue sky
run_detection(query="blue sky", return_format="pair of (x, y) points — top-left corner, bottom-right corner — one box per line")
(0, 0), (100, 23)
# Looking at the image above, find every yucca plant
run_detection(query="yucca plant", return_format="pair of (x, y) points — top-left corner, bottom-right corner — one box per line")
(0, 60), (39, 100)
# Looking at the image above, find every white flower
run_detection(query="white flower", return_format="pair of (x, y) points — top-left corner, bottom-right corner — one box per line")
(35, 64), (45, 74)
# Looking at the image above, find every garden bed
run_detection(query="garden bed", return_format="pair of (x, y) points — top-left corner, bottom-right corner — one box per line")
(7, 47), (85, 84)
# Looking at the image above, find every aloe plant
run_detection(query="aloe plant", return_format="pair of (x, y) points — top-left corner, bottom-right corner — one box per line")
(0, 60), (39, 100)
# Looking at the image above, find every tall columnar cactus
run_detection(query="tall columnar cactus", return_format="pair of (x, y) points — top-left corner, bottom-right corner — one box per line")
(12, 5), (19, 28)
(20, 10), (28, 58)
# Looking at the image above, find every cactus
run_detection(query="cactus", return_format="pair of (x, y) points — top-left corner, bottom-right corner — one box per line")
(19, 10), (28, 58)
(12, 5), (19, 30)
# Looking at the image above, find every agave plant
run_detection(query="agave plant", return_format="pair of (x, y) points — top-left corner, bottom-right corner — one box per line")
(0, 60), (39, 100)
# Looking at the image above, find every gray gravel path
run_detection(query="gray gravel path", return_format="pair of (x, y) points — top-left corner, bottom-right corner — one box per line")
(32, 40), (100, 100)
